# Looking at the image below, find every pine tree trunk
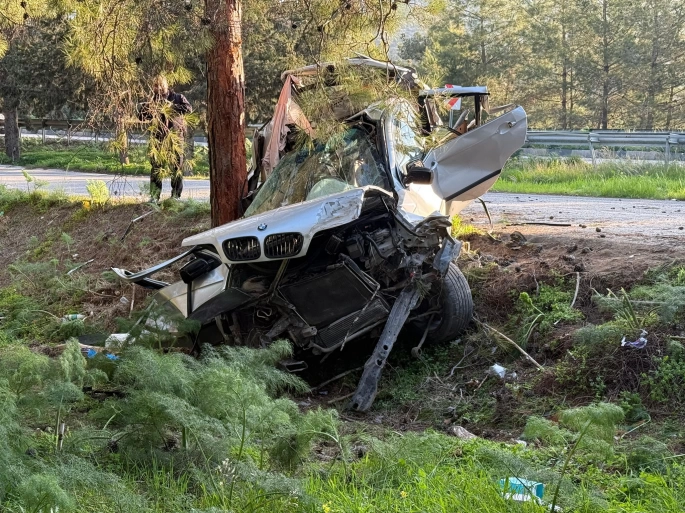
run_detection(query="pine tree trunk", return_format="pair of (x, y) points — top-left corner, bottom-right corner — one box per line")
(569, 69), (574, 128)
(115, 115), (129, 165)
(206, 0), (247, 227)
(600, 0), (609, 130)
(666, 85), (674, 130)
(645, 10), (659, 130)
(2, 105), (20, 162)
(561, 63), (568, 129)
(479, 18), (487, 74)
(561, 24), (568, 129)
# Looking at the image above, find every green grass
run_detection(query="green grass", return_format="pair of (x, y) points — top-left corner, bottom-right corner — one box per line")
(495, 158), (685, 200)
(304, 430), (685, 513)
(0, 140), (210, 177)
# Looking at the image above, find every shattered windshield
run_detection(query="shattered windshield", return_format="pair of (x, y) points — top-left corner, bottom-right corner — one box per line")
(244, 128), (388, 218)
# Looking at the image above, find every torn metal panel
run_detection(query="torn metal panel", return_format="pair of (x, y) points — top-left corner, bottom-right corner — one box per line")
(348, 283), (422, 412)
(156, 264), (229, 318)
(261, 75), (314, 176)
(111, 246), (198, 283)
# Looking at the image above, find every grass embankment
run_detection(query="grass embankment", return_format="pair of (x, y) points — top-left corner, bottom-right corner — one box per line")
(1, 186), (685, 512)
(495, 157), (685, 200)
(0, 140), (210, 177)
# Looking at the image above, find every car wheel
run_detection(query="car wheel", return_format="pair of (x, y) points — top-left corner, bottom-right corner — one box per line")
(414, 262), (473, 343)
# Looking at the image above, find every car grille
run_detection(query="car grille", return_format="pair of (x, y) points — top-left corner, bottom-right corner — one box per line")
(223, 237), (260, 261)
(264, 233), (303, 259)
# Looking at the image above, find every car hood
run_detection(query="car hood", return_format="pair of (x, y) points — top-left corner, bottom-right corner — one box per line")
(183, 187), (389, 264)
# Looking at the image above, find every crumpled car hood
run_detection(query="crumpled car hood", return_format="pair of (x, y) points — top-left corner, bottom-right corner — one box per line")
(183, 188), (379, 264)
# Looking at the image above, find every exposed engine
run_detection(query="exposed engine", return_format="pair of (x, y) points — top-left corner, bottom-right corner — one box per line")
(195, 194), (455, 370)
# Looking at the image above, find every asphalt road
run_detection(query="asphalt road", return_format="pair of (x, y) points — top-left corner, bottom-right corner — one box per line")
(1, 164), (684, 243)
(465, 190), (685, 247)
(0, 165), (211, 200)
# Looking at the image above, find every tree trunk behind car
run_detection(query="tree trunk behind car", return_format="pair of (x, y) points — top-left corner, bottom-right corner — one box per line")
(205, 0), (247, 227)
(2, 105), (20, 161)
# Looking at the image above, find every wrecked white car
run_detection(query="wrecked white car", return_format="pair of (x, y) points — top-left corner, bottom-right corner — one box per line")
(113, 57), (527, 411)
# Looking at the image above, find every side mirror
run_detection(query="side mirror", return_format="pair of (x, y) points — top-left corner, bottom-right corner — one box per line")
(180, 255), (221, 284)
(404, 161), (433, 185)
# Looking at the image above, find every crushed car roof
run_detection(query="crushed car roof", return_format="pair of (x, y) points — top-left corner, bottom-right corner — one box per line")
(420, 86), (489, 96)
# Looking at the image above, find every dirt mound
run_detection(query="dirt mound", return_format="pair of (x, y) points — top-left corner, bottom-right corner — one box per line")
(460, 224), (685, 326)
(0, 200), (210, 329)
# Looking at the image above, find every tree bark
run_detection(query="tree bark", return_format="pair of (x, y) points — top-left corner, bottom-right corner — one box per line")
(666, 85), (674, 130)
(600, 0), (609, 129)
(206, 0), (247, 228)
(644, 9), (659, 130)
(115, 113), (129, 165)
(561, 48), (568, 128)
(2, 105), (20, 162)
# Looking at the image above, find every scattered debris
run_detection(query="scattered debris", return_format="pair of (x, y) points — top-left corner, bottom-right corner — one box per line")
(62, 314), (86, 322)
(66, 259), (95, 276)
(120, 210), (154, 242)
(621, 329), (648, 349)
(507, 222), (572, 227)
(488, 363), (517, 380)
(499, 477), (562, 511)
(489, 363), (507, 379)
(84, 347), (119, 360)
(105, 333), (132, 348)
(499, 477), (544, 501)
(448, 425), (477, 440)
(53, 342), (119, 361)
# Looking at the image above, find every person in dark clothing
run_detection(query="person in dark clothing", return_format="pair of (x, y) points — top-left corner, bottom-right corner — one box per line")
(139, 75), (192, 201)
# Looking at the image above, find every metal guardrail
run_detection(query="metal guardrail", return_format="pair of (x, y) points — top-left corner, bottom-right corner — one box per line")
(2, 117), (684, 164)
(0, 118), (261, 143)
(525, 130), (685, 164)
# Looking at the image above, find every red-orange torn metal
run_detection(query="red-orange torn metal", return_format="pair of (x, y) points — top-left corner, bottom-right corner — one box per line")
(261, 75), (313, 177)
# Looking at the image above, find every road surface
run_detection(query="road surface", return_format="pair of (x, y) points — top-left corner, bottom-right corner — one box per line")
(1, 165), (683, 243)
(0, 165), (211, 200)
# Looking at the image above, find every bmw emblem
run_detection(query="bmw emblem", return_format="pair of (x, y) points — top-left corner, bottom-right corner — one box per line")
(258, 223), (267, 231)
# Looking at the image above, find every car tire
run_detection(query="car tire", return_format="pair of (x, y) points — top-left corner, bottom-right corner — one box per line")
(416, 262), (473, 343)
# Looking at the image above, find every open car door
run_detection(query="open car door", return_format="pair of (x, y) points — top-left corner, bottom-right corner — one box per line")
(422, 105), (527, 215)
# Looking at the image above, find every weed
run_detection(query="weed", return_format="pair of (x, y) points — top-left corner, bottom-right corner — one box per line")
(86, 179), (110, 207)
(451, 216), (481, 238)
(513, 279), (583, 346)
(21, 169), (49, 192)
(643, 354), (685, 403)
(618, 391), (650, 424)
(624, 436), (671, 471)
(60, 232), (74, 253)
